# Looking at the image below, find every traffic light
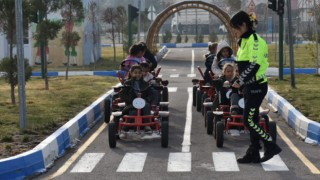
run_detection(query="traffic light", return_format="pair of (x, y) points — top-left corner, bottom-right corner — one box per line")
(128, 4), (139, 21)
(268, 0), (277, 11)
(277, 0), (285, 15)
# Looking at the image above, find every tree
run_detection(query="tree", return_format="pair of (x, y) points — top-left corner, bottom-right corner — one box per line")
(30, 0), (63, 90)
(162, 30), (172, 43)
(115, 6), (127, 58)
(176, 33), (182, 43)
(60, 0), (84, 80)
(102, 7), (117, 65)
(86, 2), (99, 70)
(0, 0), (31, 105)
(0, 57), (32, 105)
(225, 0), (241, 13)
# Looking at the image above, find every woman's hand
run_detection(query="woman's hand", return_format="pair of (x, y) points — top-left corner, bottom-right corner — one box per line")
(232, 81), (240, 89)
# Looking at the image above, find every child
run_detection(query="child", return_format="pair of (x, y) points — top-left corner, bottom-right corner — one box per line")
(141, 62), (159, 106)
(212, 63), (234, 108)
(211, 40), (235, 78)
(229, 64), (242, 115)
(204, 42), (217, 84)
(119, 65), (152, 116)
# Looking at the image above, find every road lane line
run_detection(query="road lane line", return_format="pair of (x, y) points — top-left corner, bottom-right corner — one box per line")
(168, 87), (177, 92)
(182, 87), (193, 152)
(191, 49), (194, 74)
(170, 74), (179, 78)
(46, 123), (107, 179)
(212, 152), (239, 171)
(261, 108), (320, 174)
(260, 153), (289, 171)
(70, 153), (104, 173)
(117, 153), (147, 172)
(167, 152), (192, 172)
(187, 74), (196, 77)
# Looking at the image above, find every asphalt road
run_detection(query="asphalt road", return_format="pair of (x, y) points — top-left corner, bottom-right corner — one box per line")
(34, 48), (320, 180)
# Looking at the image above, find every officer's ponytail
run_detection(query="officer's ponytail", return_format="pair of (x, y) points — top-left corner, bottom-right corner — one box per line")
(230, 11), (258, 30)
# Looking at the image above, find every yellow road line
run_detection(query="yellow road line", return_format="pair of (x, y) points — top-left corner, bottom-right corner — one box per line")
(268, 115), (320, 174)
(46, 123), (107, 179)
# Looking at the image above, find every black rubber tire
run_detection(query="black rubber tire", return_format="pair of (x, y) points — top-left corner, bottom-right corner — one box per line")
(104, 98), (111, 123)
(203, 98), (211, 127)
(216, 121), (224, 148)
(161, 121), (169, 148)
(207, 111), (213, 135)
(161, 106), (169, 111)
(162, 116), (169, 122)
(269, 121), (277, 143)
(196, 90), (202, 112)
(162, 87), (169, 102)
(213, 115), (221, 139)
(193, 86), (197, 107)
(201, 93), (208, 116)
(108, 122), (117, 148)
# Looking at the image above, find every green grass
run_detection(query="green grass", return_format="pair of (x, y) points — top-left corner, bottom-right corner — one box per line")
(268, 43), (320, 68)
(0, 76), (118, 157)
(268, 74), (320, 123)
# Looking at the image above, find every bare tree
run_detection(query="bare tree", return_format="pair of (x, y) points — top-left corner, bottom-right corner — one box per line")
(102, 7), (117, 65)
(115, 6), (127, 58)
(86, 2), (99, 70)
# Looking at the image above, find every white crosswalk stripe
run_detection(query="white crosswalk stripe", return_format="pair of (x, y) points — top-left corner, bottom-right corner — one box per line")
(212, 152), (239, 171)
(170, 74), (179, 78)
(260, 153), (289, 171)
(70, 153), (104, 173)
(187, 74), (196, 77)
(71, 152), (289, 173)
(167, 152), (192, 172)
(168, 87), (177, 92)
(116, 153), (147, 172)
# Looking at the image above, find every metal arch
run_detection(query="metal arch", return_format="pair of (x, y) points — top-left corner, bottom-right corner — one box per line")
(146, 1), (237, 54)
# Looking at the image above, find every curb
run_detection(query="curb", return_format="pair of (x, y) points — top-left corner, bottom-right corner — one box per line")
(267, 88), (320, 144)
(0, 89), (114, 180)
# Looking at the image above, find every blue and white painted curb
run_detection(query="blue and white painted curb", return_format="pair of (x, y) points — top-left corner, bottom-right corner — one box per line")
(0, 89), (114, 180)
(267, 88), (320, 144)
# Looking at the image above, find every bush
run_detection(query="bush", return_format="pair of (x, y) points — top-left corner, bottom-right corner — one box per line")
(162, 30), (172, 43)
(176, 33), (182, 43)
(209, 31), (218, 42)
(184, 35), (188, 43)
(194, 34), (204, 43)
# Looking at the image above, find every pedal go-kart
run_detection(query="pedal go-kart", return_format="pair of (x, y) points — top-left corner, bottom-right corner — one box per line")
(107, 86), (170, 148)
(206, 100), (277, 148)
(104, 66), (169, 124)
(191, 66), (216, 115)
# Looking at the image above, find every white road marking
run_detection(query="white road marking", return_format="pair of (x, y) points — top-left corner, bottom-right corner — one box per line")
(167, 152), (192, 172)
(187, 74), (196, 77)
(182, 88), (193, 152)
(171, 69), (177, 71)
(170, 74), (179, 78)
(212, 152), (239, 171)
(117, 153), (147, 172)
(158, 74), (163, 78)
(168, 87), (177, 92)
(191, 49), (195, 74)
(70, 153), (104, 173)
(260, 153), (289, 171)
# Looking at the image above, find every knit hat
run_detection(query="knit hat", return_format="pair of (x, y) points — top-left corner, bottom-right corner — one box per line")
(216, 40), (233, 58)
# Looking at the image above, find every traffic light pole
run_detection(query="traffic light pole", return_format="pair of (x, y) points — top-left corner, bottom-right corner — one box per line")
(279, 14), (284, 80)
(286, 0), (296, 88)
(15, 0), (27, 129)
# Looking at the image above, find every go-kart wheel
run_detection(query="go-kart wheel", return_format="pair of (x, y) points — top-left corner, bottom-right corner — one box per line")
(269, 121), (277, 143)
(161, 121), (169, 148)
(192, 86), (197, 106)
(207, 111), (213, 134)
(201, 93), (208, 116)
(162, 87), (169, 102)
(161, 106), (168, 111)
(108, 122), (117, 148)
(213, 114), (221, 139)
(196, 90), (202, 112)
(162, 116), (169, 122)
(203, 98), (211, 127)
(216, 121), (224, 148)
(104, 98), (111, 123)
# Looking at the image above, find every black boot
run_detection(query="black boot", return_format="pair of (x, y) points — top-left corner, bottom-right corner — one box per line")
(260, 142), (282, 162)
(237, 146), (260, 163)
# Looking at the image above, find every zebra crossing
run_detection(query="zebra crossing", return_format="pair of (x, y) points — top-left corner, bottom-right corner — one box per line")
(70, 151), (289, 173)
